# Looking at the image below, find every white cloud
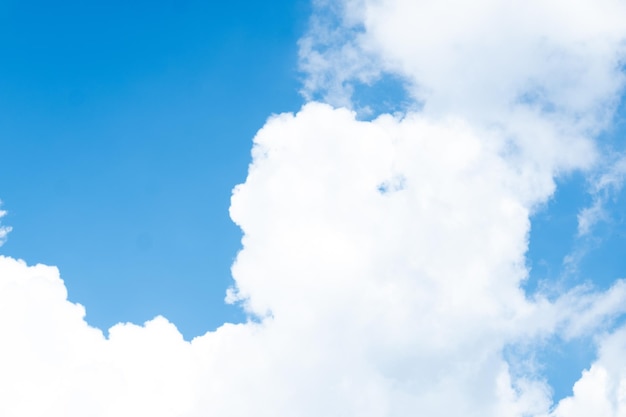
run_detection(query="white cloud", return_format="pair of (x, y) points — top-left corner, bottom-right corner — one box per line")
(0, 202), (12, 246)
(577, 155), (626, 236)
(548, 327), (626, 417)
(3, 0), (626, 416)
(301, 0), (626, 126)
(1, 104), (625, 416)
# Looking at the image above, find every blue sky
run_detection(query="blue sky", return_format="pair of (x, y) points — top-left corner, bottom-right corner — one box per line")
(2, 1), (626, 415)
(0, 0), (308, 337)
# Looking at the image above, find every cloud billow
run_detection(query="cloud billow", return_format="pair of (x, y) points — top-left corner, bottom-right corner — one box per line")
(3, 0), (626, 416)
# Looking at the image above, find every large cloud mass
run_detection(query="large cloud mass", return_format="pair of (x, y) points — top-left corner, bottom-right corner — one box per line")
(3, 0), (626, 416)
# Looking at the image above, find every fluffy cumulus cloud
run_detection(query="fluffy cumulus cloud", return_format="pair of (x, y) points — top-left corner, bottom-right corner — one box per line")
(3, 0), (626, 416)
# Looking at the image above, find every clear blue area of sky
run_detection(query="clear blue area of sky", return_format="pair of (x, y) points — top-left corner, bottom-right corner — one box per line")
(1, 0), (626, 404)
(0, 0), (308, 338)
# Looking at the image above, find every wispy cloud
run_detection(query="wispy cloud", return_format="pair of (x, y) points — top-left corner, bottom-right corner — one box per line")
(577, 154), (626, 236)
(0, 202), (12, 246)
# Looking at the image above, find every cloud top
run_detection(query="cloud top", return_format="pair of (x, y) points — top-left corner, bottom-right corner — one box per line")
(301, 0), (626, 124)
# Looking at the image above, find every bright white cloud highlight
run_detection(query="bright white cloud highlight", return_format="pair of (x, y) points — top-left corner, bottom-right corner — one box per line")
(3, 0), (626, 416)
